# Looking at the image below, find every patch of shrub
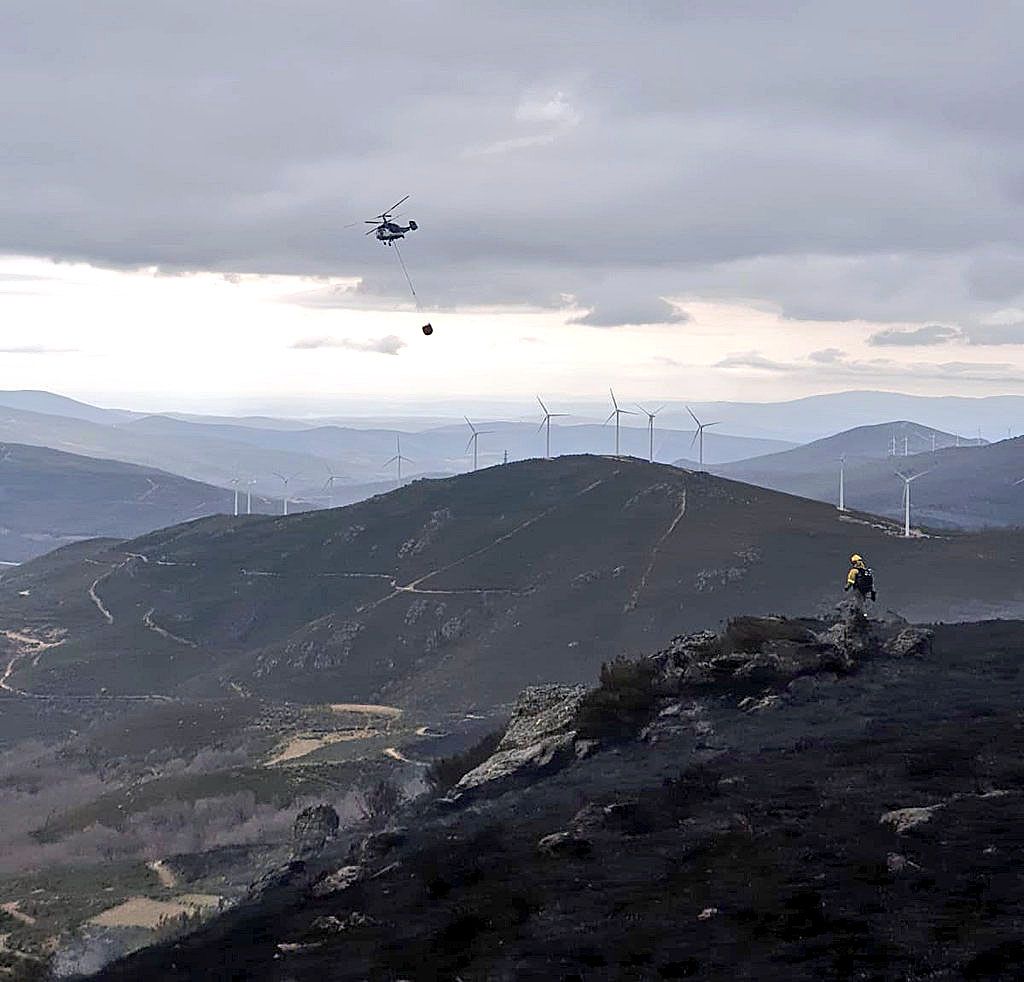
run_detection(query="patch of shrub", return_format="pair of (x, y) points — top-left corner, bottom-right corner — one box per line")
(573, 656), (660, 741)
(722, 616), (814, 654)
(425, 729), (504, 795)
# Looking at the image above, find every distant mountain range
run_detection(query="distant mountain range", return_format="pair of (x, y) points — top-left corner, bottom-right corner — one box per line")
(0, 391), (793, 496)
(0, 442), (280, 562)
(712, 422), (1022, 529)
(5, 456), (1024, 713)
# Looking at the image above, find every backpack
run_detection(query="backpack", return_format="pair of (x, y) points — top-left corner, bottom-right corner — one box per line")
(856, 566), (874, 593)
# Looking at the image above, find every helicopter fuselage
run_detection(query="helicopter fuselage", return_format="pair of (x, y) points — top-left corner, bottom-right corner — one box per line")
(374, 220), (417, 244)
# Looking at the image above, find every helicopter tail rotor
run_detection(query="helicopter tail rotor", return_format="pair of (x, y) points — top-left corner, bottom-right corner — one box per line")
(407, 220), (418, 231)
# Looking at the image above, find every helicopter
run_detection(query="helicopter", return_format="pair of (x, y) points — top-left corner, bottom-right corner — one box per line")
(359, 195), (418, 245)
(346, 194), (432, 335)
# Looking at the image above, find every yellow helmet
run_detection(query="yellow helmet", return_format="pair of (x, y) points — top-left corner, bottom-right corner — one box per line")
(850, 553), (863, 563)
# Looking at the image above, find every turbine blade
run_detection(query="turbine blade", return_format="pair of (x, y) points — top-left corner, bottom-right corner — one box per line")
(604, 411), (616, 425)
(686, 405), (700, 426)
(690, 430), (699, 449)
(609, 387), (618, 410)
(537, 395), (548, 414)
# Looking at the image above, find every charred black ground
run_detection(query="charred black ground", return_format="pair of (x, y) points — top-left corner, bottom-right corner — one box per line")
(97, 616), (1024, 981)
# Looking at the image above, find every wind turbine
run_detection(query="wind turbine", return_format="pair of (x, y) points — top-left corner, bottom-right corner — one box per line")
(465, 417), (493, 471)
(536, 396), (568, 459)
(230, 477), (240, 517)
(687, 406), (721, 471)
(246, 479), (257, 515)
(838, 454), (846, 512)
(605, 388), (636, 455)
(385, 435), (412, 484)
(896, 470), (932, 538)
(323, 472), (340, 509)
(273, 473), (293, 516)
(636, 404), (663, 463)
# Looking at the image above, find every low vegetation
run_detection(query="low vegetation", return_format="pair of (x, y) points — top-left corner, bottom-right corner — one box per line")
(425, 730), (504, 795)
(573, 656), (660, 741)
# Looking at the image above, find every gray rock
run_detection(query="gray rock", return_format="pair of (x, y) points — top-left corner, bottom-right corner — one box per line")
(497, 684), (588, 752)
(311, 864), (364, 898)
(537, 830), (592, 858)
(732, 651), (783, 683)
(883, 627), (933, 659)
(447, 731), (577, 802)
(360, 827), (408, 858)
(291, 803), (340, 859)
(880, 804), (944, 833)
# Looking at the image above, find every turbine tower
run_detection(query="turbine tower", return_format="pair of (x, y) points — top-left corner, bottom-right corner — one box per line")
(246, 479), (256, 515)
(465, 417), (493, 471)
(687, 406), (721, 472)
(230, 477), (240, 517)
(605, 388), (636, 455)
(323, 473), (339, 509)
(536, 396), (568, 459)
(838, 454), (846, 512)
(636, 404), (663, 463)
(385, 435), (412, 485)
(273, 473), (292, 516)
(896, 470), (931, 538)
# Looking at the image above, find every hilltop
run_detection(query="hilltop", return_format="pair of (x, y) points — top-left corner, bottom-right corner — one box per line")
(716, 430), (1024, 529)
(4, 455), (1024, 714)
(0, 442), (259, 563)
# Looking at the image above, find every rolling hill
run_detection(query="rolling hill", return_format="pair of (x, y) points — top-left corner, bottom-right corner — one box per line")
(4, 456), (1024, 714)
(714, 428), (1023, 529)
(0, 442), (277, 562)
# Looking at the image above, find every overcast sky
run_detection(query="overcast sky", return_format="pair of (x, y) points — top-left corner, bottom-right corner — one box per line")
(3, 1), (1024, 412)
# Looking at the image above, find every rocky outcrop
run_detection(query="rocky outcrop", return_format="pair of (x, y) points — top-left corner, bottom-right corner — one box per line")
(442, 612), (926, 809)
(441, 684), (586, 805)
(883, 627), (934, 658)
(498, 684), (588, 751)
(291, 803), (340, 859)
(537, 830), (592, 858)
(447, 731), (577, 803)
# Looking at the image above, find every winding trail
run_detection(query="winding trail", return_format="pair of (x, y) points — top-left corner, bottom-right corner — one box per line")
(625, 488), (688, 612)
(358, 477), (609, 613)
(0, 629), (66, 695)
(143, 608), (197, 647)
(88, 574), (115, 624)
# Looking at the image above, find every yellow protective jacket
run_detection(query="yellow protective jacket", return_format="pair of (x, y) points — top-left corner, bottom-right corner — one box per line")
(846, 561), (867, 589)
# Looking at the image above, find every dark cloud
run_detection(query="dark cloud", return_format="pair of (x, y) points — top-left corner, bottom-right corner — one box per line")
(290, 335), (406, 355)
(3, 2), (1024, 327)
(868, 324), (962, 346)
(569, 297), (690, 328)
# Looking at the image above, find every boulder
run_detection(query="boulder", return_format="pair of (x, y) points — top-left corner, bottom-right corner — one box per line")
(786, 672), (838, 702)
(498, 684), (588, 752)
(360, 827), (407, 858)
(311, 864), (364, 898)
(883, 627), (933, 659)
(447, 731), (577, 802)
(880, 803), (944, 833)
(291, 803), (340, 859)
(537, 830), (592, 858)
(732, 651), (784, 684)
